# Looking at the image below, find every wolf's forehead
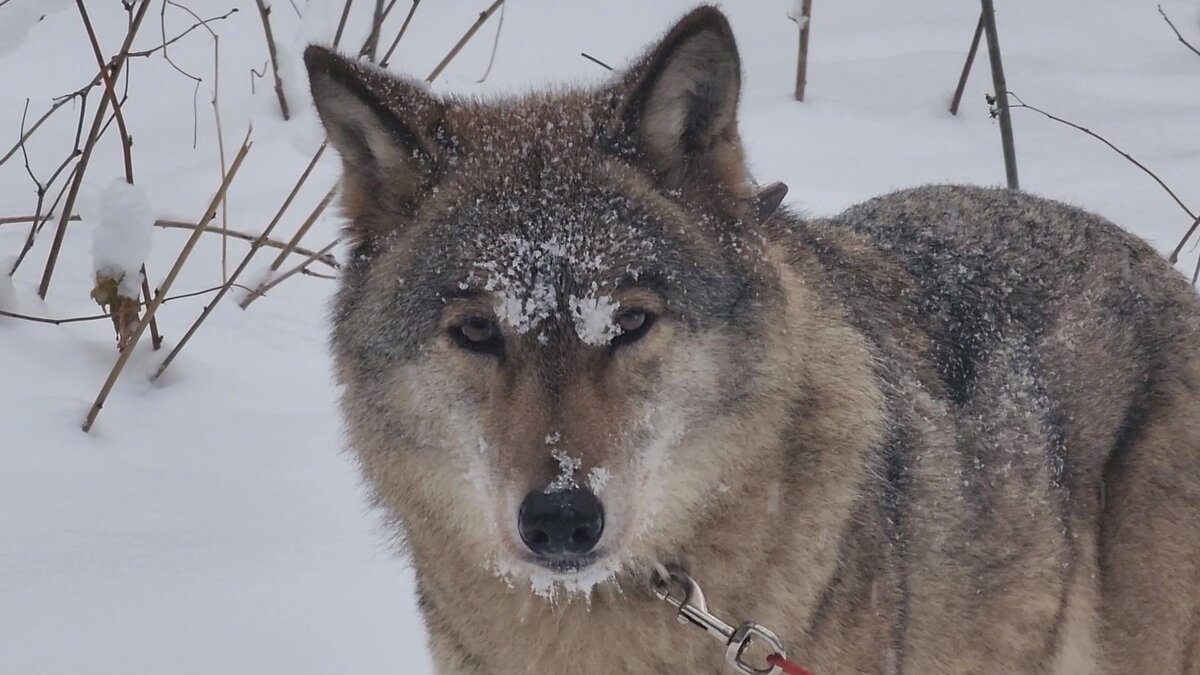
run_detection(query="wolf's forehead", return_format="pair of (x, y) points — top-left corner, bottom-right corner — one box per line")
(443, 185), (666, 338)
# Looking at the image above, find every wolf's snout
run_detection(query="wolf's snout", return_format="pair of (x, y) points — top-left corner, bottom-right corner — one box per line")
(517, 488), (604, 560)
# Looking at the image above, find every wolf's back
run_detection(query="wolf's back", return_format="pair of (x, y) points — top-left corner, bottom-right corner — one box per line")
(784, 184), (1200, 671)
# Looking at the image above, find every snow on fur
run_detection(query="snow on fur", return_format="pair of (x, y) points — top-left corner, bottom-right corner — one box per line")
(91, 179), (154, 299)
(568, 292), (621, 346)
(472, 231), (626, 344)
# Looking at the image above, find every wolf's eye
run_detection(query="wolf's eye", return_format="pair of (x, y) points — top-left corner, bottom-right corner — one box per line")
(452, 317), (502, 356)
(612, 309), (654, 348)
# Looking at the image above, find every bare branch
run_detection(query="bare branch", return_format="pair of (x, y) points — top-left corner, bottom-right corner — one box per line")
(77, 0), (134, 183)
(254, 0), (291, 120)
(211, 33), (230, 280)
(153, 144), (333, 379)
(38, 0), (154, 299)
(0, 215), (340, 270)
(333, 0), (354, 48)
(0, 283), (258, 326)
(580, 52), (612, 71)
(125, 7), (237, 58)
(239, 238), (339, 309)
(1158, 5), (1200, 60)
(475, 0), (506, 83)
(1005, 92), (1197, 262)
(83, 131), (254, 433)
(358, 0), (386, 61)
(426, 0), (505, 83)
(380, 0), (420, 68)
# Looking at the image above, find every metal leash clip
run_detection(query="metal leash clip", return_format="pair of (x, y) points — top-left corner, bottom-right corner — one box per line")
(651, 563), (788, 675)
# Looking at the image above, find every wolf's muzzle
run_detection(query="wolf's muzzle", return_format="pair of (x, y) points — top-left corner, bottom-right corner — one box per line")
(517, 488), (604, 565)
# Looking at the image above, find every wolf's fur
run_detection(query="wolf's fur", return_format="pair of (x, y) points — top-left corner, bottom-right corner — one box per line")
(306, 7), (1200, 674)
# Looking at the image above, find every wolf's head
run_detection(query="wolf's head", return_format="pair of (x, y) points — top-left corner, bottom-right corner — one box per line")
(307, 7), (793, 597)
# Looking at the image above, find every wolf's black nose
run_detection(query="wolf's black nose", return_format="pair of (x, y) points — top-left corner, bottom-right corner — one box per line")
(518, 488), (604, 559)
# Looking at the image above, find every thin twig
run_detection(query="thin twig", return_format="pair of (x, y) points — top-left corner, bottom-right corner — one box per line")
(38, 0), (153, 299)
(1158, 5), (1200, 60)
(358, 0), (386, 61)
(580, 52), (612, 71)
(0, 215), (340, 269)
(83, 131), (253, 433)
(426, 0), (505, 83)
(239, 239), (339, 309)
(10, 164), (80, 275)
(950, 12), (984, 115)
(76, 0), (135, 184)
(240, 184), (339, 308)
(0, 80), (95, 169)
(153, 145), (333, 379)
(125, 7), (237, 58)
(0, 284), (258, 326)
(380, 0), (420, 68)
(1005, 92), (1197, 262)
(475, 0), (506, 83)
(163, 0), (223, 149)
(79, 0), (168, 349)
(158, 220), (340, 268)
(266, 185), (337, 273)
(333, 0), (354, 48)
(140, 271), (162, 349)
(158, 1), (204, 85)
(213, 34), (229, 281)
(254, 0), (291, 120)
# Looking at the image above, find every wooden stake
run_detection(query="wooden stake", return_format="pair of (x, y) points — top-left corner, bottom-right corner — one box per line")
(981, 0), (1019, 190)
(793, 0), (813, 101)
(950, 12), (984, 115)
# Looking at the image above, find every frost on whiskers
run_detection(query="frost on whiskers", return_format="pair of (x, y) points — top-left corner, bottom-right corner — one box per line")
(491, 556), (624, 603)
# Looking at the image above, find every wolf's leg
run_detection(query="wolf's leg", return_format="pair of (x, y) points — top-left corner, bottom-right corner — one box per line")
(1098, 358), (1200, 673)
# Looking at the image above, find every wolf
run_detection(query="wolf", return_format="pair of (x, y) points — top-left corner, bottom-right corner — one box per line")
(304, 6), (1200, 674)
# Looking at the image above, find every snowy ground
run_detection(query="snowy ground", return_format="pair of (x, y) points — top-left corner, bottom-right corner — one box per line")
(2, 1), (1199, 673)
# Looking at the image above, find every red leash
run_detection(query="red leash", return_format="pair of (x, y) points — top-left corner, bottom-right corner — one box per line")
(767, 652), (815, 675)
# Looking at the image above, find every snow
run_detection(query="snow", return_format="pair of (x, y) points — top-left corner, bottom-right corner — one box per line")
(786, 0), (808, 29)
(547, 448), (582, 492)
(91, 179), (155, 299)
(493, 552), (623, 602)
(587, 466), (611, 495)
(0, 260), (16, 313)
(568, 292), (622, 346)
(0, 0), (71, 59)
(3, 0), (1200, 672)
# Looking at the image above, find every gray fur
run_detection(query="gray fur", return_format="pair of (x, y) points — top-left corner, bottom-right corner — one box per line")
(307, 7), (1200, 674)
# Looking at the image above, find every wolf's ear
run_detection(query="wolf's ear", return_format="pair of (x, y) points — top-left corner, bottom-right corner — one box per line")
(609, 7), (744, 190)
(304, 46), (446, 230)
